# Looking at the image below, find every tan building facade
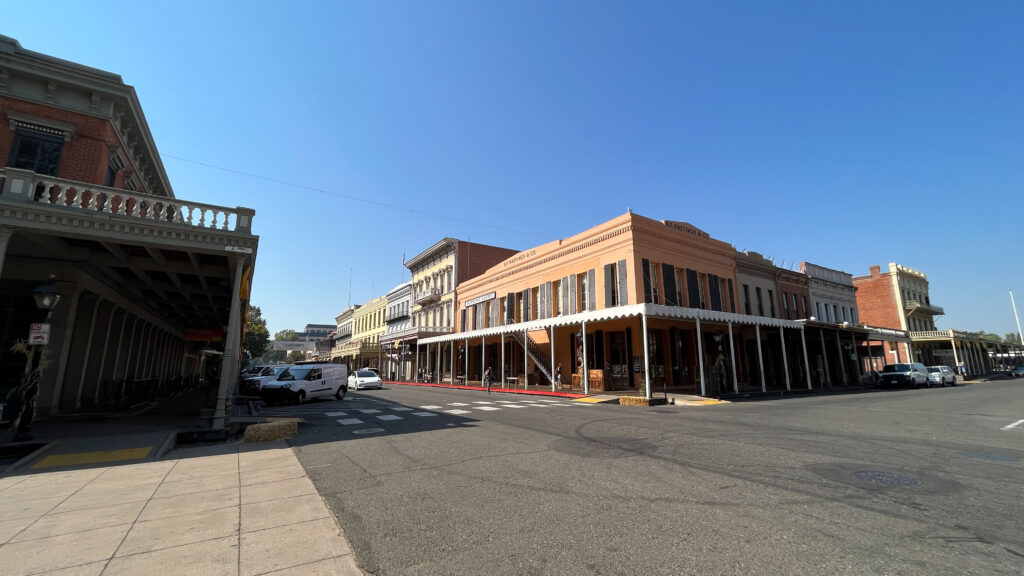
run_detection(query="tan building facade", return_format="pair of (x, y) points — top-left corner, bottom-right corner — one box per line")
(403, 238), (517, 382)
(422, 212), (817, 397)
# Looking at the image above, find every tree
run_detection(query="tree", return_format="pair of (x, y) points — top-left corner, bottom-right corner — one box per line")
(1006, 332), (1023, 345)
(275, 329), (300, 341)
(285, 350), (306, 363)
(981, 332), (1003, 343)
(263, 349), (287, 363)
(243, 305), (270, 358)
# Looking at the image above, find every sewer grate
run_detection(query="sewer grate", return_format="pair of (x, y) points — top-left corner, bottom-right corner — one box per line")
(853, 471), (922, 487)
(352, 428), (385, 435)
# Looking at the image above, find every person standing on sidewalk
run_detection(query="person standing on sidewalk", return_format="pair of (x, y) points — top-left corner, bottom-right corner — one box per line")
(484, 366), (493, 394)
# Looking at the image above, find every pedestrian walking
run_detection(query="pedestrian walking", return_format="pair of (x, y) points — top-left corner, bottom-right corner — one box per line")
(484, 366), (493, 394)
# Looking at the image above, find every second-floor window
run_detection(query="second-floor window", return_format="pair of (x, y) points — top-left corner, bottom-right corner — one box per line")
(9, 130), (63, 176)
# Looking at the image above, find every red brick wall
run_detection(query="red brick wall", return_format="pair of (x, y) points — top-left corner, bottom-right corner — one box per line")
(853, 267), (902, 330)
(1, 97), (132, 185)
(457, 242), (519, 284)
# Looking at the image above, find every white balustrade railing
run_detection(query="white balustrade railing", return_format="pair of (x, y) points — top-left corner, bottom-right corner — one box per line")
(0, 168), (254, 234)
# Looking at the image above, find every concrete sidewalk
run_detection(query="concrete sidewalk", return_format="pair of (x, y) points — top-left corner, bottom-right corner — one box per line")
(0, 441), (361, 576)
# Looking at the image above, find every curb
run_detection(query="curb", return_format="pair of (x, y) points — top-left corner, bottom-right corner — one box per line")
(5, 441), (60, 473)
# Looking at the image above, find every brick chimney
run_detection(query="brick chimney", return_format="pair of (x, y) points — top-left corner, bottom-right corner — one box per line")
(869, 265), (881, 277)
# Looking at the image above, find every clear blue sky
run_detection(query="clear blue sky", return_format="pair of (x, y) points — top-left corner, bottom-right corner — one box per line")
(8, 1), (1023, 338)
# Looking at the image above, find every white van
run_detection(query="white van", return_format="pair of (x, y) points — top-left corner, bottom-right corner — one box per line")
(259, 363), (349, 404)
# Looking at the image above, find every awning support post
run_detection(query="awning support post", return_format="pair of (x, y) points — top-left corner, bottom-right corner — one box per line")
(728, 322), (738, 394)
(696, 317), (706, 397)
(780, 327), (791, 391)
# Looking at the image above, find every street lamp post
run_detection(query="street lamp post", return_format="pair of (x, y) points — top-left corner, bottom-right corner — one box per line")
(6, 276), (62, 442)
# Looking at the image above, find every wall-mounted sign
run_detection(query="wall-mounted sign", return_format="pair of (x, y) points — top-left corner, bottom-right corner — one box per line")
(184, 328), (224, 342)
(465, 292), (496, 308)
(29, 323), (50, 345)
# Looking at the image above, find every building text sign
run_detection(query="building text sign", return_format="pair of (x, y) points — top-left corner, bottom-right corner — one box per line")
(465, 292), (496, 308)
(184, 328), (224, 342)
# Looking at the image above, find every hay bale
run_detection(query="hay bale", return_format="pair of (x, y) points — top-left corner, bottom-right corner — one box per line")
(617, 396), (669, 407)
(243, 419), (298, 442)
(618, 396), (650, 406)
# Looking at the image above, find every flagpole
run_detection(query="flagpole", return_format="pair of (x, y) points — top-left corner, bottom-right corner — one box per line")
(1011, 289), (1023, 346)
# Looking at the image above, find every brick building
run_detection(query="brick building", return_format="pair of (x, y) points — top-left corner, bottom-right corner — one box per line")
(0, 36), (258, 432)
(853, 263), (1002, 376)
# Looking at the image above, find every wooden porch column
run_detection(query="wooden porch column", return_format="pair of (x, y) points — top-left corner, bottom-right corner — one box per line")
(582, 321), (589, 394)
(728, 322), (738, 393)
(835, 330), (848, 385)
(522, 331), (527, 390)
(779, 326), (791, 391)
(755, 324), (766, 392)
(214, 255), (246, 429)
(696, 317), (706, 397)
(74, 297), (104, 408)
(642, 312), (651, 400)
(550, 325), (556, 392)
(800, 328), (812, 389)
(819, 328), (831, 386)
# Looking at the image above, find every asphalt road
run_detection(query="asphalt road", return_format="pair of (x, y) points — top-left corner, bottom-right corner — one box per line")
(279, 381), (1024, 576)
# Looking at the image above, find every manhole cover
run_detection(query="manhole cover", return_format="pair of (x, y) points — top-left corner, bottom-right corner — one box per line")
(853, 471), (922, 487)
(962, 451), (1016, 462)
(352, 428), (385, 435)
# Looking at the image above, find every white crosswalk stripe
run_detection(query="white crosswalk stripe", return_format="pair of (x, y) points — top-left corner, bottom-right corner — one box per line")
(260, 394), (593, 427)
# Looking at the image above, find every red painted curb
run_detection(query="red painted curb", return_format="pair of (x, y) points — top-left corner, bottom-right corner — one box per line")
(381, 380), (585, 399)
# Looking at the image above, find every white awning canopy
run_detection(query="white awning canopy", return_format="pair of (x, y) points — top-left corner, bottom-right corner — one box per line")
(418, 303), (805, 345)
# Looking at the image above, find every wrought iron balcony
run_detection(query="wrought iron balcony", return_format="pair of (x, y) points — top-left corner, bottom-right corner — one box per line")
(414, 288), (442, 305)
(904, 300), (944, 316)
(385, 310), (410, 323)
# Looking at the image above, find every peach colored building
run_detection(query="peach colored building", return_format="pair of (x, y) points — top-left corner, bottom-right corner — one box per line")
(419, 212), (814, 397)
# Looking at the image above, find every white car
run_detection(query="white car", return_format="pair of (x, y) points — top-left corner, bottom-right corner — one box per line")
(926, 365), (956, 387)
(348, 369), (383, 390)
(241, 364), (292, 394)
(260, 364), (348, 404)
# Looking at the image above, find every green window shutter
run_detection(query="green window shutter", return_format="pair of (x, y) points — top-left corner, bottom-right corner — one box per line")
(642, 259), (652, 303)
(618, 259), (628, 306)
(604, 264), (614, 308)
(661, 263), (677, 306)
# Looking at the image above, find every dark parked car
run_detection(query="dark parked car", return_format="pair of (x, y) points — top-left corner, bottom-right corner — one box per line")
(879, 363), (928, 388)
(1011, 366), (1024, 378)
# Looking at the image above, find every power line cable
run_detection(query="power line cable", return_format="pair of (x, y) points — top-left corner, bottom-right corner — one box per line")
(163, 153), (546, 239)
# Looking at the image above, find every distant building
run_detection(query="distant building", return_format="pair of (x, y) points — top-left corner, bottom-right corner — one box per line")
(380, 282), (412, 380)
(852, 263), (1002, 376)
(404, 238), (518, 382)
